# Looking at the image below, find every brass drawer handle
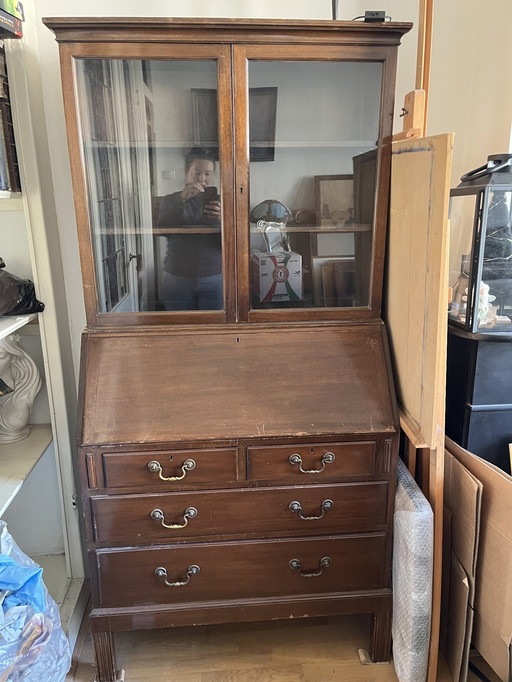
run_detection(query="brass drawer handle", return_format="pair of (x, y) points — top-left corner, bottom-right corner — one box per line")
(289, 499), (334, 520)
(150, 506), (198, 529)
(147, 458), (196, 481)
(154, 565), (200, 587)
(288, 452), (335, 474)
(289, 556), (332, 578)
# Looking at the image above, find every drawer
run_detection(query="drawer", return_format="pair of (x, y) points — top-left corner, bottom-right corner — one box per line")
(96, 533), (388, 607)
(90, 482), (389, 544)
(247, 441), (378, 481)
(100, 447), (239, 489)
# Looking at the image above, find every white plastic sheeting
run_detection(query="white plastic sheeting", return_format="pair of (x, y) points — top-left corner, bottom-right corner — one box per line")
(392, 458), (434, 682)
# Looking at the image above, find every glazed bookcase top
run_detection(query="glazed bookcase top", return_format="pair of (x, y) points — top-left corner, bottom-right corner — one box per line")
(44, 17), (412, 44)
(45, 17), (411, 327)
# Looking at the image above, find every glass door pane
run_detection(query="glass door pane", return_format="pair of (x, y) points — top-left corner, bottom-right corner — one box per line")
(75, 58), (224, 313)
(247, 60), (382, 310)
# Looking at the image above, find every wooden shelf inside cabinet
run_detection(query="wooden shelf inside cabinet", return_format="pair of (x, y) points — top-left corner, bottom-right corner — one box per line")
(251, 224), (372, 234)
(0, 423), (53, 516)
(152, 226), (220, 235)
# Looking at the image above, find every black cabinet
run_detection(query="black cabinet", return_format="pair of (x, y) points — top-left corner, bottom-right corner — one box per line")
(446, 326), (512, 473)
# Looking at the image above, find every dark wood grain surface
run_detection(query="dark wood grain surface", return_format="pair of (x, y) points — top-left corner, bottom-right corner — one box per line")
(90, 481), (389, 544)
(81, 324), (397, 445)
(96, 533), (388, 607)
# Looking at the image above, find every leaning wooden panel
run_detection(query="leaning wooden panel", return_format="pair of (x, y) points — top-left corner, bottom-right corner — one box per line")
(385, 133), (453, 682)
(386, 134), (453, 450)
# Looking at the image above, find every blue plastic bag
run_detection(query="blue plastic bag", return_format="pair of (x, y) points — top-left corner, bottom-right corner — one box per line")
(0, 522), (71, 681)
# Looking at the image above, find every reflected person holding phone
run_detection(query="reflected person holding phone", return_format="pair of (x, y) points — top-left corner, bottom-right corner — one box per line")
(158, 147), (222, 310)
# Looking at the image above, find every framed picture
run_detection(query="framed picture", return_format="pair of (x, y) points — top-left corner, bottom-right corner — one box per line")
(191, 87), (277, 161)
(248, 87), (277, 161)
(315, 174), (354, 228)
(311, 255), (355, 307)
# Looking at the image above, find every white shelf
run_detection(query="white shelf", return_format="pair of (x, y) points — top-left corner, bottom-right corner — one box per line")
(0, 423), (52, 516)
(0, 193), (23, 210)
(0, 313), (37, 340)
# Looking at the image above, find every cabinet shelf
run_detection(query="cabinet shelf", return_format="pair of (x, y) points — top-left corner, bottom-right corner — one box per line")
(251, 223), (372, 233)
(102, 224), (370, 236)
(85, 140), (376, 150)
(0, 313), (38, 339)
(0, 194), (23, 210)
(0, 423), (52, 516)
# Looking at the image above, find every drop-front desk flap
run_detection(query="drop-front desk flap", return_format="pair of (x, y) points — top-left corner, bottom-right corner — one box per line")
(79, 323), (398, 446)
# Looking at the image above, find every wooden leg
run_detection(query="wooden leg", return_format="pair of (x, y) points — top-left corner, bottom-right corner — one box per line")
(369, 609), (392, 662)
(92, 630), (118, 682)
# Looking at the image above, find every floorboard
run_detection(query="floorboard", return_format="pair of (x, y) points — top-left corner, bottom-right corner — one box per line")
(65, 613), (483, 682)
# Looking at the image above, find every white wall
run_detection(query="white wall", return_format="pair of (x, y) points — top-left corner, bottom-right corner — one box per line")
(426, 0), (512, 287)
(427, 0), (512, 185)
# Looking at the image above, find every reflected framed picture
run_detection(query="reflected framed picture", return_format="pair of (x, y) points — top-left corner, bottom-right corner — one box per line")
(311, 255), (355, 307)
(192, 87), (277, 161)
(315, 174), (354, 228)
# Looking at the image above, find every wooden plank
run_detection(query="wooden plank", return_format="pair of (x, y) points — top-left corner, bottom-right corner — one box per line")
(386, 134), (453, 451)
(416, 0), (434, 122)
(403, 90), (426, 134)
(392, 90), (426, 143)
(385, 133), (453, 682)
(391, 128), (422, 142)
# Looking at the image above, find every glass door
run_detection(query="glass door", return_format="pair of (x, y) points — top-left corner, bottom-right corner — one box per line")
(72, 45), (234, 324)
(234, 45), (391, 322)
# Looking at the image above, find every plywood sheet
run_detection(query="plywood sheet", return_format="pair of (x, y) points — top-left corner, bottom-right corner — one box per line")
(386, 134), (454, 450)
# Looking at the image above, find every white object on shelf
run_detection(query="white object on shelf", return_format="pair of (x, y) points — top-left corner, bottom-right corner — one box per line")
(0, 314), (37, 340)
(0, 422), (52, 516)
(0, 331), (42, 443)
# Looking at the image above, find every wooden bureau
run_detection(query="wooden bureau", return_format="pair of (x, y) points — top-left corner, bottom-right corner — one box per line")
(76, 323), (398, 678)
(44, 16), (411, 680)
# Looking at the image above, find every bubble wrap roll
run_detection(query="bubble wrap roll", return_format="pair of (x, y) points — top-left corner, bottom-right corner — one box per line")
(392, 458), (434, 682)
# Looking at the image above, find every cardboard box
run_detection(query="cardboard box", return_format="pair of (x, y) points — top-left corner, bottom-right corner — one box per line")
(441, 450), (482, 682)
(445, 437), (512, 682)
(251, 251), (302, 303)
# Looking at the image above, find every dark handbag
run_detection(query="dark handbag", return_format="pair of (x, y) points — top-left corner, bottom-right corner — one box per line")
(0, 257), (45, 316)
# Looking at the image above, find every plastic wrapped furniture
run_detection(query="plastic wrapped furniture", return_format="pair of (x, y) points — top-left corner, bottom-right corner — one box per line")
(0, 521), (71, 681)
(392, 458), (434, 682)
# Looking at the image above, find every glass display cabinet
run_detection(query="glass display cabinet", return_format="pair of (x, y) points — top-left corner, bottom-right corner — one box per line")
(448, 154), (512, 334)
(446, 154), (512, 473)
(44, 17), (411, 682)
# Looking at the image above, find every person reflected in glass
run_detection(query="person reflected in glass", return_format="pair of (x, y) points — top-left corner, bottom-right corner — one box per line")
(158, 147), (222, 310)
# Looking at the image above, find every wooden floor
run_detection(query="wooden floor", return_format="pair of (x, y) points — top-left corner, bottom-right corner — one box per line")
(65, 613), (482, 682)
